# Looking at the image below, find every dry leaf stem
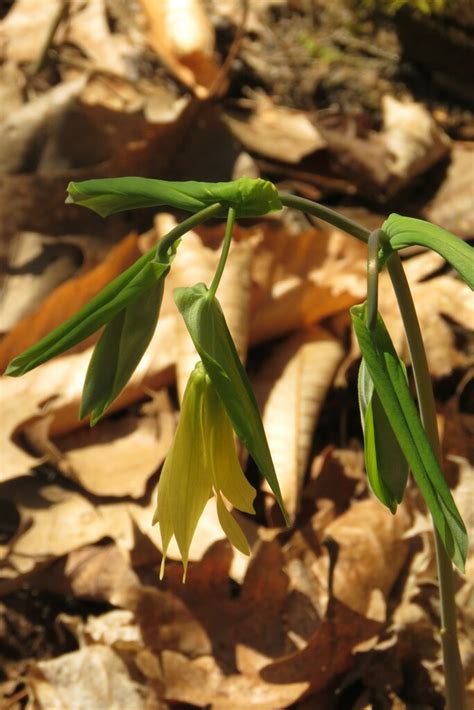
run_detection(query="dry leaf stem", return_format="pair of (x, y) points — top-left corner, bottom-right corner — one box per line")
(387, 253), (466, 710)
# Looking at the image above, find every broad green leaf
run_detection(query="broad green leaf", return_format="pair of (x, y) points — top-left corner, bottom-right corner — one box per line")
(358, 359), (409, 513)
(67, 176), (282, 219)
(351, 303), (467, 571)
(174, 283), (288, 523)
(5, 246), (159, 377)
(383, 214), (474, 289)
(80, 263), (167, 424)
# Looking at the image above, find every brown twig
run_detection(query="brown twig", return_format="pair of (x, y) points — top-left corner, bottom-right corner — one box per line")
(29, 0), (69, 76)
(208, 0), (249, 100)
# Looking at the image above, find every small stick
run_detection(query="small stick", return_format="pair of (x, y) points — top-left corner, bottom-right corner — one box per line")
(29, 0), (69, 76)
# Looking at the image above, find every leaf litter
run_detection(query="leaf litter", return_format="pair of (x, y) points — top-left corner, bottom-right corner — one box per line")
(0, 0), (473, 707)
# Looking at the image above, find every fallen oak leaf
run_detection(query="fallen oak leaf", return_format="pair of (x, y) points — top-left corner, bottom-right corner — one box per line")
(27, 392), (175, 498)
(29, 645), (150, 710)
(310, 499), (411, 619)
(259, 597), (382, 697)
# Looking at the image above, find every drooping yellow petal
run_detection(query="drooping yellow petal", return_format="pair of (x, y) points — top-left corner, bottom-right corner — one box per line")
(153, 363), (212, 578)
(205, 385), (256, 514)
(216, 493), (250, 556)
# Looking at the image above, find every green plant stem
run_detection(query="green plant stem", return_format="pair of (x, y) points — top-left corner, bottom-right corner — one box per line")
(366, 229), (382, 330)
(209, 207), (236, 299)
(157, 203), (222, 260)
(387, 252), (466, 710)
(279, 193), (370, 244)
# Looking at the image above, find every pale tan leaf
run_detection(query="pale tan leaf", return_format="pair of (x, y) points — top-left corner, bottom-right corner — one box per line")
(0, 232), (142, 370)
(0, 233), (83, 334)
(381, 95), (451, 183)
(66, 0), (129, 75)
(39, 394), (175, 497)
(224, 93), (326, 164)
(254, 327), (344, 521)
(139, 0), (220, 99)
(423, 141), (474, 236)
(0, 0), (64, 64)
(0, 313), (176, 482)
(311, 499), (410, 619)
(0, 76), (87, 174)
(30, 645), (148, 710)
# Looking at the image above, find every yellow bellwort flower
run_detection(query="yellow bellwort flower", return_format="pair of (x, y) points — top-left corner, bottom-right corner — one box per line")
(153, 361), (256, 580)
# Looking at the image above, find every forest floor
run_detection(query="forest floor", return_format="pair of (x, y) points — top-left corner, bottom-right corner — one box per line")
(0, 1), (473, 708)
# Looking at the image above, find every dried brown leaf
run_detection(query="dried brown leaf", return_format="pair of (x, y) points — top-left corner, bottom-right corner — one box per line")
(26, 393), (175, 498)
(312, 499), (410, 619)
(0, 312), (176, 481)
(224, 94), (326, 164)
(423, 141), (474, 236)
(139, 0), (220, 99)
(29, 645), (149, 709)
(0, 0), (63, 64)
(0, 232), (141, 371)
(65, 0), (129, 75)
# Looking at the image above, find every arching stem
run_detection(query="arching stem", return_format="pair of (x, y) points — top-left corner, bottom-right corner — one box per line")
(209, 208), (236, 299)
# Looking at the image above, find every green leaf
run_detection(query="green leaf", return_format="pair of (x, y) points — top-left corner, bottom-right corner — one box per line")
(5, 246), (164, 377)
(358, 359), (409, 513)
(351, 303), (467, 571)
(383, 214), (474, 290)
(67, 177), (282, 219)
(80, 263), (167, 424)
(174, 283), (288, 523)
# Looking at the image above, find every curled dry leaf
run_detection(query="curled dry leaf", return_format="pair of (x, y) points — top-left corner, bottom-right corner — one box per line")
(139, 0), (220, 99)
(253, 326), (344, 521)
(0, 479), (111, 591)
(35, 543), (141, 606)
(318, 96), (450, 199)
(381, 95), (451, 184)
(160, 649), (308, 709)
